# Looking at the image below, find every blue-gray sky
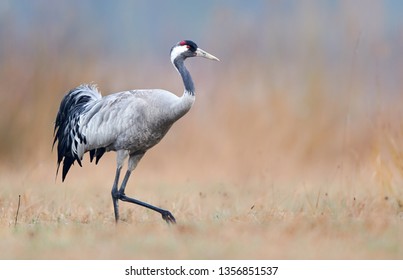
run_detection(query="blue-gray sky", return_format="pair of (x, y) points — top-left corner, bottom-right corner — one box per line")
(1, 0), (403, 99)
(2, 0), (402, 57)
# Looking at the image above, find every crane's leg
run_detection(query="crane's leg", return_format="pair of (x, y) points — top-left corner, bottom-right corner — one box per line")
(111, 150), (128, 223)
(111, 166), (122, 222)
(113, 152), (176, 224)
(117, 170), (176, 224)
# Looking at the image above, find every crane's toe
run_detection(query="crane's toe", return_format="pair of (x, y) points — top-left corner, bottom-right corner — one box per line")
(161, 210), (176, 224)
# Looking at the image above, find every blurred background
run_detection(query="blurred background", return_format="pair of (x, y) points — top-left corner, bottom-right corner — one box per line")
(1, 0), (403, 199)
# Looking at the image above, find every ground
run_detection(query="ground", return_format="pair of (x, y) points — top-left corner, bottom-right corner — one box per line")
(1, 155), (402, 259)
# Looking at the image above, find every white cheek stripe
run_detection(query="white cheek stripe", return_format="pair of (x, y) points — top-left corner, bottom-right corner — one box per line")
(170, 45), (189, 64)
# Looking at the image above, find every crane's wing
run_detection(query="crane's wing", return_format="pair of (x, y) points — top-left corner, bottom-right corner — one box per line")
(80, 89), (178, 153)
(53, 84), (102, 181)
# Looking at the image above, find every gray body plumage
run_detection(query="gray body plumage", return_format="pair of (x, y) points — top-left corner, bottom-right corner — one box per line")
(53, 40), (218, 223)
(80, 87), (193, 159)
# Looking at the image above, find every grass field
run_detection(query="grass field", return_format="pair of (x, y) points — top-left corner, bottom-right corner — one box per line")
(1, 1), (403, 260)
(0, 161), (402, 259)
(1, 104), (403, 259)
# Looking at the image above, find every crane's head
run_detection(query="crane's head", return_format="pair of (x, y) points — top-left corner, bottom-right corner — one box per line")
(170, 40), (219, 64)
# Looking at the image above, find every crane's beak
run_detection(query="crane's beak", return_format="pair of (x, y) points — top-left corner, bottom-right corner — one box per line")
(195, 48), (220, 61)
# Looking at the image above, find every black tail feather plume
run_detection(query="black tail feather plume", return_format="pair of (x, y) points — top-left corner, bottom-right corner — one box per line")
(53, 84), (102, 181)
(89, 148), (106, 165)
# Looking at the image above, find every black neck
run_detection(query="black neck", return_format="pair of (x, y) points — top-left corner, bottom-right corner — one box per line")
(174, 57), (195, 95)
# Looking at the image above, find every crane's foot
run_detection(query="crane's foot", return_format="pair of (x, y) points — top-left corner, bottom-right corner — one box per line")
(161, 210), (176, 224)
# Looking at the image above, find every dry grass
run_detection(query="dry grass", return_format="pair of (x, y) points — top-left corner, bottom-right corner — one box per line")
(1, 1), (403, 259)
(1, 106), (403, 259)
(0, 159), (402, 259)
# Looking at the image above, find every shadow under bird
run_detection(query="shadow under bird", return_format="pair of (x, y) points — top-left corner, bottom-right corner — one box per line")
(52, 40), (219, 224)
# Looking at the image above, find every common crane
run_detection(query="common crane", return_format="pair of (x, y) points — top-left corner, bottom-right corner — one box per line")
(53, 40), (219, 224)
